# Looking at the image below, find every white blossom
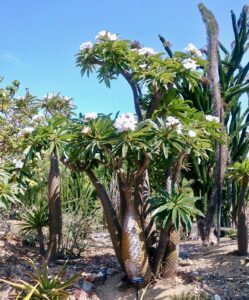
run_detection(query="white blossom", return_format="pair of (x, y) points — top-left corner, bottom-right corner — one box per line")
(18, 127), (34, 137)
(32, 114), (44, 123)
(184, 43), (202, 57)
(80, 41), (93, 51)
(82, 126), (91, 135)
(16, 96), (25, 100)
(205, 115), (219, 122)
(84, 112), (98, 122)
(166, 116), (180, 126)
(43, 94), (54, 100)
(13, 159), (24, 169)
(109, 33), (118, 41)
(139, 63), (147, 69)
(165, 116), (183, 134)
(135, 47), (156, 56)
(176, 123), (183, 134)
(188, 130), (197, 137)
(114, 113), (137, 133)
(95, 30), (119, 42)
(182, 58), (198, 70)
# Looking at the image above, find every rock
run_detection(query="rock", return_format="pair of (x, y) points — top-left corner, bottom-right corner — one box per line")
(179, 258), (193, 266)
(214, 294), (221, 300)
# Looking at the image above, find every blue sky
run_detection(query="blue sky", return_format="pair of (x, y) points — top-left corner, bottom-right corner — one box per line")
(0, 0), (248, 115)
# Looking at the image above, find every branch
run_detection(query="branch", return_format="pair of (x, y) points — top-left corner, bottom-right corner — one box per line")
(91, 58), (143, 120)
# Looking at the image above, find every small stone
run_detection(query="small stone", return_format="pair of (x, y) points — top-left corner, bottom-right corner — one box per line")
(214, 294), (221, 300)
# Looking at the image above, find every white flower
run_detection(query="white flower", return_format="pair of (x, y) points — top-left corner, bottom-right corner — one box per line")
(205, 115), (219, 122)
(139, 63), (147, 69)
(84, 112), (98, 122)
(13, 159), (24, 169)
(108, 33), (118, 41)
(166, 116), (180, 126)
(18, 127), (34, 137)
(44, 94), (54, 100)
(80, 41), (93, 51)
(114, 113), (137, 133)
(16, 96), (25, 100)
(82, 126), (91, 135)
(95, 30), (119, 42)
(176, 123), (183, 134)
(188, 130), (197, 137)
(31, 114), (44, 123)
(182, 58), (198, 70)
(136, 47), (156, 56)
(184, 43), (202, 57)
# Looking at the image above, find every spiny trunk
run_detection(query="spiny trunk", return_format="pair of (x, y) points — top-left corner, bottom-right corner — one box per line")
(237, 177), (249, 255)
(199, 4), (228, 245)
(121, 187), (151, 286)
(37, 227), (45, 257)
(85, 169), (123, 268)
(46, 149), (62, 263)
(162, 230), (180, 278)
(153, 163), (172, 276)
(134, 170), (154, 251)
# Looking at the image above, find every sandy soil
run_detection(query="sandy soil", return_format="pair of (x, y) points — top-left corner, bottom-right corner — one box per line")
(0, 220), (249, 300)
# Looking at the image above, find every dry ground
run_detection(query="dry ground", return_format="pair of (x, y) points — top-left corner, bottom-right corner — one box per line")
(0, 220), (248, 300)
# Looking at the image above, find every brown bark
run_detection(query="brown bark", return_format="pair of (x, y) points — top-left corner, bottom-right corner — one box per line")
(85, 169), (124, 268)
(199, 4), (228, 245)
(237, 177), (249, 255)
(162, 230), (180, 277)
(121, 186), (151, 286)
(37, 227), (45, 257)
(46, 149), (62, 263)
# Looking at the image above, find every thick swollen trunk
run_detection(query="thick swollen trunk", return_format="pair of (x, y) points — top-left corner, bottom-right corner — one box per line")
(85, 169), (123, 268)
(121, 187), (151, 285)
(46, 149), (62, 263)
(162, 230), (180, 277)
(237, 178), (249, 255)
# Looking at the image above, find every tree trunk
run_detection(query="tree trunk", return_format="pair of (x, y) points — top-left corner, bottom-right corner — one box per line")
(46, 149), (62, 263)
(121, 187), (151, 285)
(162, 230), (180, 277)
(237, 178), (249, 255)
(37, 227), (45, 257)
(85, 169), (124, 268)
(199, 4), (228, 245)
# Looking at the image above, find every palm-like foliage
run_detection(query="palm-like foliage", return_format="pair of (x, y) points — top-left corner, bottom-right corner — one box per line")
(227, 160), (249, 182)
(150, 190), (204, 232)
(20, 203), (49, 235)
(0, 168), (21, 209)
(0, 258), (80, 300)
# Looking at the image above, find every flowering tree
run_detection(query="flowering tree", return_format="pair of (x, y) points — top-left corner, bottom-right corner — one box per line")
(61, 106), (221, 282)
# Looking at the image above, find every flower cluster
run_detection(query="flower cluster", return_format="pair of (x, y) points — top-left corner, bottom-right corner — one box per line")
(205, 115), (219, 122)
(165, 116), (183, 134)
(182, 58), (198, 70)
(184, 43), (202, 57)
(133, 47), (156, 56)
(13, 159), (24, 169)
(114, 113), (137, 133)
(80, 41), (93, 51)
(82, 126), (91, 135)
(95, 30), (119, 42)
(188, 130), (197, 137)
(18, 127), (34, 137)
(31, 114), (44, 123)
(43, 94), (54, 100)
(83, 112), (98, 122)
